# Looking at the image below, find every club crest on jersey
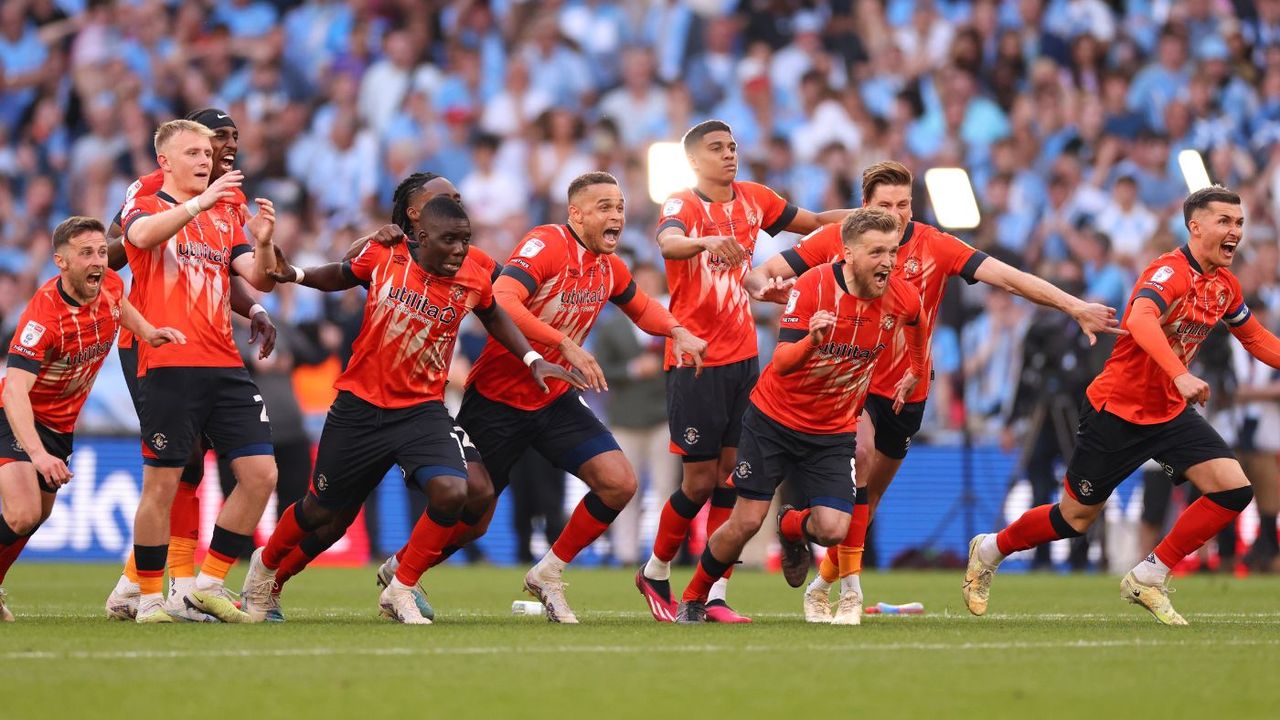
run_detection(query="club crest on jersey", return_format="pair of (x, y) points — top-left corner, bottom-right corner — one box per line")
(881, 314), (896, 330)
(745, 209), (758, 226)
(683, 427), (700, 445)
(904, 257), (921, 276)
(111, 305), (121, 320)
(19, 321), (46, 348)
(213, 219), (231, 233)
(518, 238), (545, 258)
(1217, 291), (1228, 308)
(151, 433), (168, 451)
(662, 199), (683, 217)
(735, 461), (751, 478)
(452, 285), (467, 302)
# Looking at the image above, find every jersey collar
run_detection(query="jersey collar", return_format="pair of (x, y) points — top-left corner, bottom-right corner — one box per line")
(1179, 244), (1204, 274)
(832, 261), (849, 293)
(156, 190), (178, 205)
(56, 278), (83, 307)
(692, 184), (735, 203)
(564, 223), (591, 255)
(899, 221), (915, 246)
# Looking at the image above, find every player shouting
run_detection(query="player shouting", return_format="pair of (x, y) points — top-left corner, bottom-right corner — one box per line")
(637, 120), (851, 623)
(105, 108), (277, 622)
(120, 119), (280, 623)
(965, 187), (1278, 625)
(240, 196), (576, 624)
(0, 217), (183, 621)
(460, 171), (706, 623)
(675, 208), (923, 623)
(751, 161), (1120, 624)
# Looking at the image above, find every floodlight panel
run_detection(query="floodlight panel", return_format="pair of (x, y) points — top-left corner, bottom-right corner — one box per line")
(924, 167), (981, 230)
(1178, 149), (1212, 193)
(647, 142), (696, 204)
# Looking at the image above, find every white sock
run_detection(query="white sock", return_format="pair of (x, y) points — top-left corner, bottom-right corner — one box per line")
(977, 533), (1005, 566)
(139, 592), (164, 611)
(708, 577), (729, 603)
(171, 576), (195, 597)
(1131, 553), (1171, 585)
(194, 573), (224, 592)
(840, 573), (862, 597)
(390, 577), (411, 591)
(643, 554), (670, 581)
(535, 550), (567, 576)
(113, 574), (139, 595)
(808, 575), (832, 594)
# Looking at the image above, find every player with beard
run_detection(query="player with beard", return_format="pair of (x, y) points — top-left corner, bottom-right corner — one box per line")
(675, 208), (924, 623)
(0, 217), (183, 621)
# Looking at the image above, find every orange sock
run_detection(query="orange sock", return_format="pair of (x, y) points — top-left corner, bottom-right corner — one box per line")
(124, 552), (139, 584)
(819, 547), (839, 583)
(838, 497), (869, 577)
(200, 550), (235, 582)
(137, 570), (164, 595)
(837, 545), (863, 577)
(167, 537), (198, 579)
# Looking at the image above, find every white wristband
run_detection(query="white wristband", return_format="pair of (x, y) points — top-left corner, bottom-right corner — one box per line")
(292, 265), (305, 284)
(184, 198), (201, 218)
(249, 303), (267, 317)
(522, 351), (543, 367)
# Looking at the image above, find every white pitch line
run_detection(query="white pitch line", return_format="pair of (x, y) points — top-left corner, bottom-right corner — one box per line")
(6, 637), (1280, 662)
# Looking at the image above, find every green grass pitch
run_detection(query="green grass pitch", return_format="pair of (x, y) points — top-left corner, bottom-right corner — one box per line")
(4, 564), (1279, 719)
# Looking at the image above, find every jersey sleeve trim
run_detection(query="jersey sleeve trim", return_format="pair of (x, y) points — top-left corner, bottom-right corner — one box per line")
(778, 328), (807, 343)
(780, 248), (812, 276)
(5, 353), (41, 374)
(500, 265), (538, 295)
(230, 243), (253, 261)
(959, 251), (988, 285)
(1225, 302), (1252, 327)
(1134, 287), (1168, 314)
(610, 279), (638, 306)
(489, 264), (501, 283)
(339, 261), (368, 288)
(657, 218), (687, 236)
(763, 203), (799, 236)
(121, 210), (153, 242)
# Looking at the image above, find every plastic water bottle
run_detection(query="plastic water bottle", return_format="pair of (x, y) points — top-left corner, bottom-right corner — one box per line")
(870, 601), (924, 615)
(511, 600), (545, 616)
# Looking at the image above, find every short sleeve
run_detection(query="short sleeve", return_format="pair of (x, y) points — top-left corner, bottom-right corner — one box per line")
(607, 255), (637, 304)
(229, 223), (253, 268)
(934, 230), (986, 284)
(120, 194), (159, 241)
(744, 182), (798, 236)
(7, 299), (54, 373)
(656, 194), (696, 238)
(342, 239), (384, 285)
(1132, 259), (1191, 315)
(501, 231), (562, 294)
(782, 225), (842, 276)
(778, 270), (819, 343)
(475, 270), (495, 313)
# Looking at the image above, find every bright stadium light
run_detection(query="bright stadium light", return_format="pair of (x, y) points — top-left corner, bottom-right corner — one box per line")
(647, 142), (696, 204)
(1178, 149), (1212, 192)
(924, 167), (981, 230)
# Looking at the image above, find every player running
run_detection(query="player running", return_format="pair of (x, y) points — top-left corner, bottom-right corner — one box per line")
(460, 171), (706, 623)
(0, 217), (183, 621)
(750, 161), (1122, 623)
(675, 208), (923, 623)
(240, 196), (576, 624)
(104, 108), (278, 622)
(120, 119), (280, 623)
(637, 120), (851, 623)
(964, 186), (1277, 625)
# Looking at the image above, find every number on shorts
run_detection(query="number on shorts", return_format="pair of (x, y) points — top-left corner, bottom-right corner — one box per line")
(451, 432), (467, 463)
(254, 394), (270, 423)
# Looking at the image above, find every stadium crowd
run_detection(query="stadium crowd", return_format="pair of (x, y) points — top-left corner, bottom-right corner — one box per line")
(2, 0), (1280, 568)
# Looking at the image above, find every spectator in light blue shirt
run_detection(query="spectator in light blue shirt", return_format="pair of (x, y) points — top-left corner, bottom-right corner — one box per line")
(1126, 28), (1190, 132)
(0, 7), (49, 130)
(212, 0), (277, 39)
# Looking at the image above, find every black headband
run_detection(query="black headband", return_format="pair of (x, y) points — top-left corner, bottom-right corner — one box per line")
(185, 108), (236, 131)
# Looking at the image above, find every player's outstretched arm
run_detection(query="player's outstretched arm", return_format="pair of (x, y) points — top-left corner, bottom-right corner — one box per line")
(265, 246), (361, 292)
(118, 297), (186, 348)
(342, 225), (406, 262)
(1126, 297), (1209, 405)
(491, 275), (608, 391)
(656, 226), (746, 265)
(614, 290), (707, 375)
(125, 170), (242, 250)
(0, 370), (71, 487)
(228, 277), (275, 359)
(1228, 314), (1280, 369)
(786, 207), (852, 235)
(972, 256), (1123, 345)
(474, 300), (587, 394)
(744, 253), (800, 304)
